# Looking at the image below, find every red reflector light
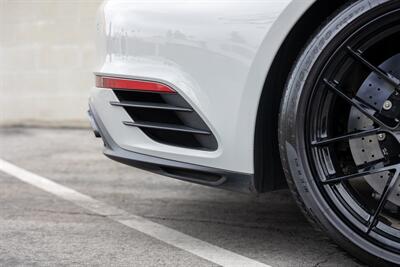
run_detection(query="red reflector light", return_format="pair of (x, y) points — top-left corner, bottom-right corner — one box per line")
(96, 76), (175, 94)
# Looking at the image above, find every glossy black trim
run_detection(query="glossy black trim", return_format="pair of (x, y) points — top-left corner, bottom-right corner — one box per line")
(113, 89), (218, 150)
(110, 100), (193, 112)
(88, 105), (256, 193)
(123, 121), (211, 135)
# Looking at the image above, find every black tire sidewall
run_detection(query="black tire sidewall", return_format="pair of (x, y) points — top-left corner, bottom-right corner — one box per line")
(279, 0), (400, 265)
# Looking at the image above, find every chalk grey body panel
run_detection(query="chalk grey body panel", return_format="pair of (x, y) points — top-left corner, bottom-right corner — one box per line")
(90, 0), (315, 175)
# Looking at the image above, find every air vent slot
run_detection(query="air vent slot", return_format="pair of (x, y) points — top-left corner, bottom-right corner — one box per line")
(112, 90), (218, 150)
(110, 101), (193, 112)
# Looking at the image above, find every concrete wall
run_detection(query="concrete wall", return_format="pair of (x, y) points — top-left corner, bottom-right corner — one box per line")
(0, 0), (103, 127)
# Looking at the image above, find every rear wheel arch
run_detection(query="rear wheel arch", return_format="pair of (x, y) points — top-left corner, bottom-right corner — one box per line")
(254, 0), (349, 193)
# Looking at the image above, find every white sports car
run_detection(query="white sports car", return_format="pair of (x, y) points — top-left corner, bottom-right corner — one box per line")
(88, 0), (400, 264)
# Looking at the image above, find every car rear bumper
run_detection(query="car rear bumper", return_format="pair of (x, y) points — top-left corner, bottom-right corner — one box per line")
(88, 104), (256, 193)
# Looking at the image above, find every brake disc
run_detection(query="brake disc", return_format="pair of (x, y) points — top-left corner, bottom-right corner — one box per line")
(348, 54), (400, 206)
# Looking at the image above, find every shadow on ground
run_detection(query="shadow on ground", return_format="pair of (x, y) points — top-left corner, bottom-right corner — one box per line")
(0, 127), (364, 266)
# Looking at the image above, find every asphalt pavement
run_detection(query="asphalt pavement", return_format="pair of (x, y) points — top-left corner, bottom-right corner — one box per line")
(0, 127), (364, 266)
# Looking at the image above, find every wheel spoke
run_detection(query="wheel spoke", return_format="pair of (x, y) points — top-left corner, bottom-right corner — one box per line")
(311, 128), (380, 147)
(366, 169), (400, 233)
(322, 163), (400, 185)
(300, 11), (400, 251)
(347, 46), (400, 90)
(323, 79), (397, 130)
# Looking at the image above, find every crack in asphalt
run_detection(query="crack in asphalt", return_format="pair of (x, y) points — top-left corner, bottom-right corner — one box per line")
(142, 214), (315, 235)
(23, 208), (316, 236)
(313, 257), (330, 267)
(312, 251), (348, 267)
(25, 208), (108, 218)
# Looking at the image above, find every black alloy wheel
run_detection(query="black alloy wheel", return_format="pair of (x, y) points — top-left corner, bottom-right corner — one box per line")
(279, 0), (400, 265)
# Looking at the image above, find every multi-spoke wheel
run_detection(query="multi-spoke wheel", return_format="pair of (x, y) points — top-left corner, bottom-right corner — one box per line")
(279, 0), (400, 265)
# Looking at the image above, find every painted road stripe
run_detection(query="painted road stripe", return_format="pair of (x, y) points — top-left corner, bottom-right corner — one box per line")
(0, 158), (271, 267)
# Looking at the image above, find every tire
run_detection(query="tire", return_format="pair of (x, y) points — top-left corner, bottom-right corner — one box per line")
(279, 0), (400, 265)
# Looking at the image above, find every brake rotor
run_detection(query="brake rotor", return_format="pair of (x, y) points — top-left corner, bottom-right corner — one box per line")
(348, 54), (400, 206)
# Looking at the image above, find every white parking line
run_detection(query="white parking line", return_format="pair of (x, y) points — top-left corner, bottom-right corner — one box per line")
(0, 158), (271, 267)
